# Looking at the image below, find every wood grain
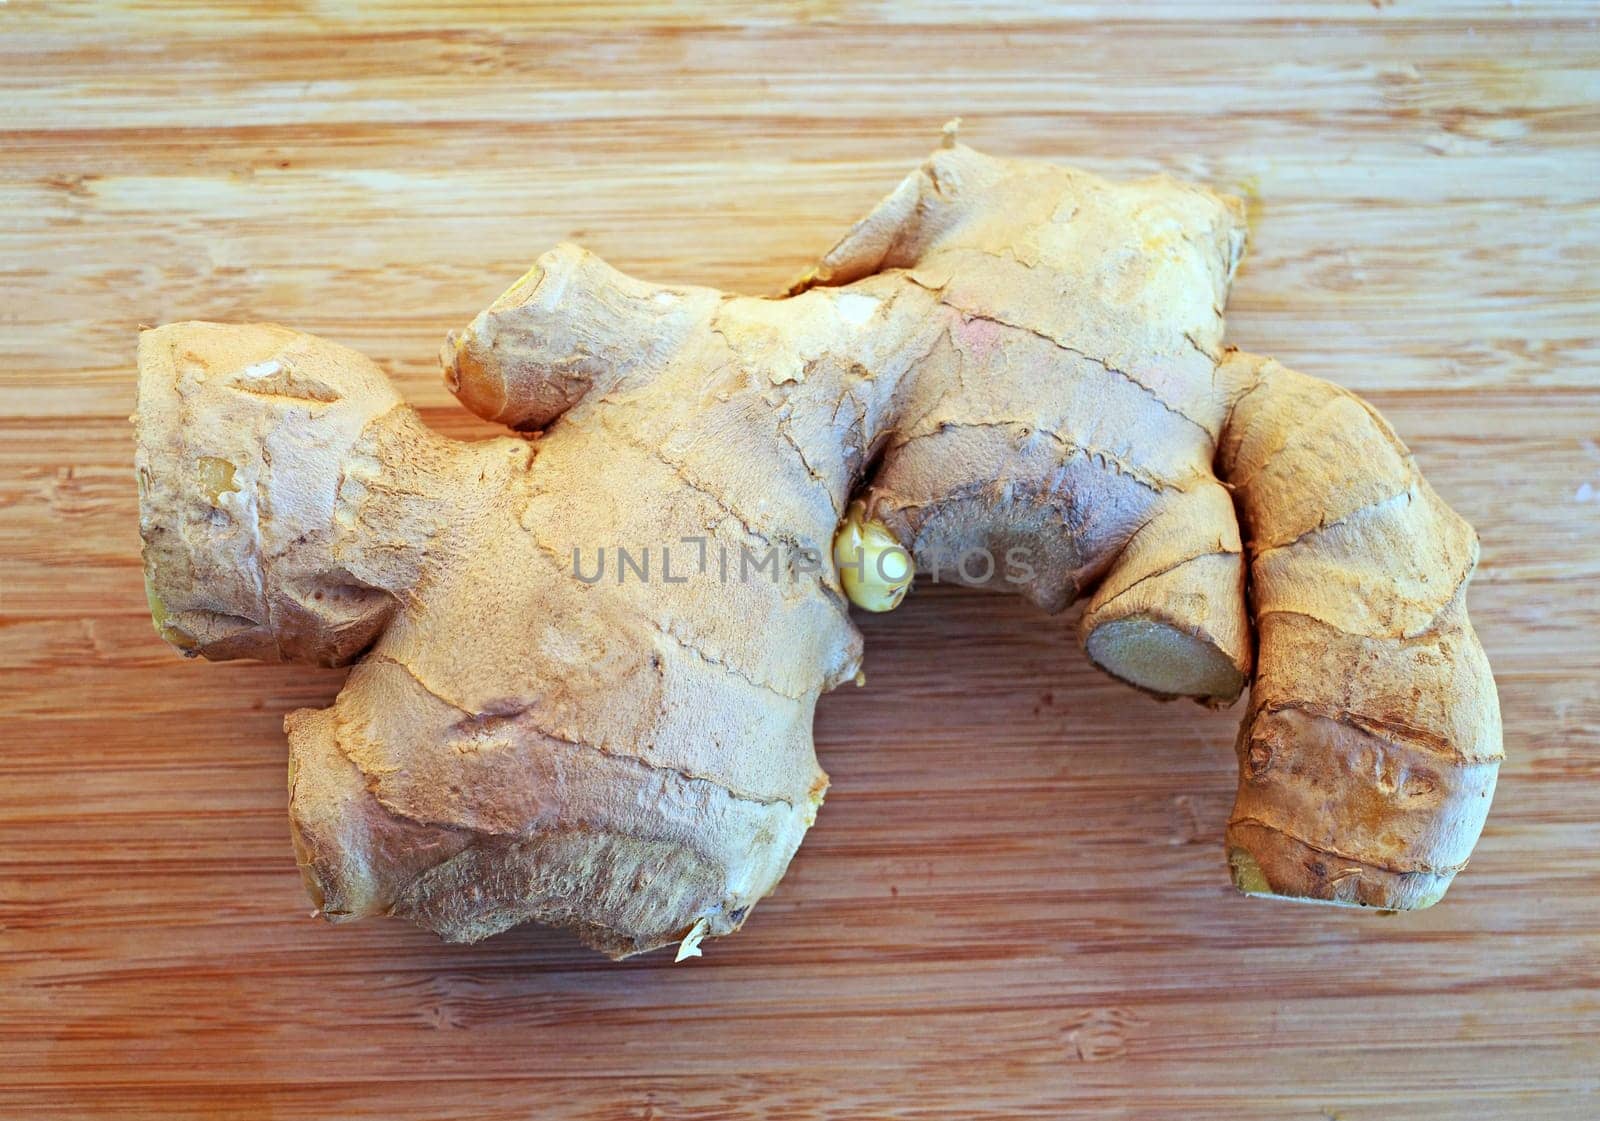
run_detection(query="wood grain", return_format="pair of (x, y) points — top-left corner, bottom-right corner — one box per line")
(3, 3), (1598, 1118)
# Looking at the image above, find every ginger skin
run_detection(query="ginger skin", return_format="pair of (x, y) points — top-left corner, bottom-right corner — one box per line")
(135, 139), (1501, 957)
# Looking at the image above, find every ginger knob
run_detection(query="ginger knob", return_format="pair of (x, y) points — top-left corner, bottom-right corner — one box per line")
(833, 500), (913, 613)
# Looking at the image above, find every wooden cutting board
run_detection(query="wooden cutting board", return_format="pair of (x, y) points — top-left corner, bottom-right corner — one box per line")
(3, 4), (1597, 1118)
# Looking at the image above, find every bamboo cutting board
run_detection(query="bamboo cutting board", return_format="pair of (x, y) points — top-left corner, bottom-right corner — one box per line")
(3, 3), (1598, 1118)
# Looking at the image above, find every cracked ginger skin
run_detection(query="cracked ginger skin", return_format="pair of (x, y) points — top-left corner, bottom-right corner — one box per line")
(134, 140), (1502, 958)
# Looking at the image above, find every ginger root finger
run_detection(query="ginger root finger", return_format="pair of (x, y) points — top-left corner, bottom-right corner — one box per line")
(136, 323), (408, 664)
(441, 243), (726, 432)
(1080, 480), (1250, 704)
(1216, 351), (1502, 908)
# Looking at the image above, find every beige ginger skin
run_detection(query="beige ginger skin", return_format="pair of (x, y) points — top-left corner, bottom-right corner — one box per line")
(135, 137), (1502, 957)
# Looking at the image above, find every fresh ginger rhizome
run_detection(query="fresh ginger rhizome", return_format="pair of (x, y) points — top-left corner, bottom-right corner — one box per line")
(135, 138), (1501, 958)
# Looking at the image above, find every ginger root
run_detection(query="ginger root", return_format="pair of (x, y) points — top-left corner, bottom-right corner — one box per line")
(135, 137), (1501, 957)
